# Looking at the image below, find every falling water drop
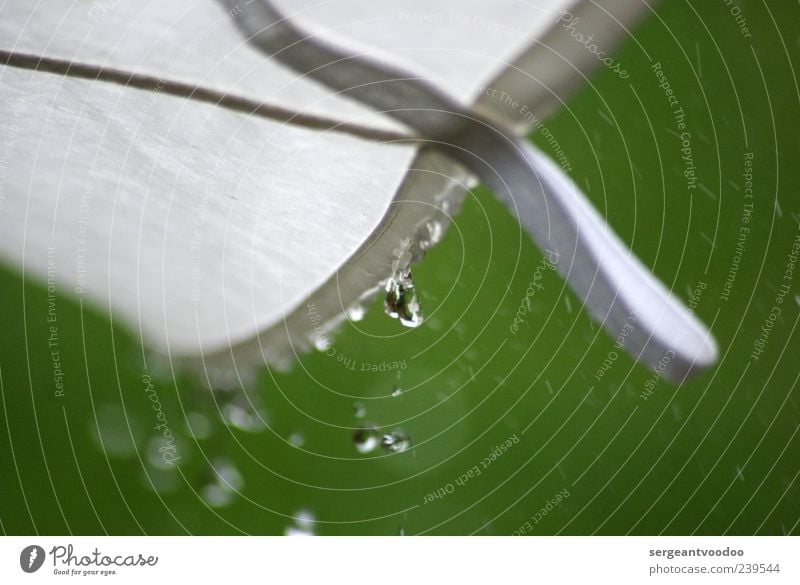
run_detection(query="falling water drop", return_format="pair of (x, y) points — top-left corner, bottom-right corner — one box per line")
(206, 367), (243, 392)
(222, 399), (268, 433)
(285, 508), (316, 536)
(202, 483), (234, 508)
(346, 302), (366, 322)
(380, 428), (412, 453)
(213, 457), (244, 491)
(391, 385), (402, 397)
(289, 432), (305, 447)
(353, 401), (366, 418)
(353, 425), (379, 453)
(201, 457), (244, 508)
(89, 404), (140, 458)
(141, 466), (180, 494)
(384, 268), (423, 328)
(185, 411), (212, 440)
(146, 435), (184, 470)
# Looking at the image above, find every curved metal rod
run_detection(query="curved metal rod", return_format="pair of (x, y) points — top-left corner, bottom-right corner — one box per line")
(219, 0), (718, 382)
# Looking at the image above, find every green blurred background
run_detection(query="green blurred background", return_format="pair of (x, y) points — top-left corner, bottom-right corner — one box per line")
(1, 0), (798, 535)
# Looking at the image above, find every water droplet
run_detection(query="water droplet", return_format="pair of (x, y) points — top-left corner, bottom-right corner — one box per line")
(346, 302), (366, 322)
(202, 483), (234, 508)
(285, 509), (316, 535)
(416, 220), (443, 250)
(185, 411), (212, 440)
(89, 404), (140, 458)
(391, 385), (402, 397)
(201, 457), (244, 508)
(391, 238), (414, 269)
(222, 400), (267, 433)
(353, 425), (379, 453)
(313, 334), (332, 352)
(384, 269), (423, 328)
(295, 508), (315, 528)
(380, 428), (412, 453)
(353, 401), (366, 418)
(795, 294), (800, 306)
(289, 432), (305, 447)
(141, 466), (180, 494)
(206, 368), (241, 391)
(213, 457), (244, 492)
(146, 435), (184, 470)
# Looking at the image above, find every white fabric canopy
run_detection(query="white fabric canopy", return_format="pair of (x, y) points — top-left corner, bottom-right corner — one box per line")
(0, 0), (658, 369)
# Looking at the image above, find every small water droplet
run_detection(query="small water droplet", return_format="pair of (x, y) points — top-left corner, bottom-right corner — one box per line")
(285, 508), (316, 536)
(202, 483), (234, 508)
(795, 294), (800, 306)
(295, 508), (315, 528)
(380, 428), (411, 453)
(289, 432), (305, 447)
(213, 457), (244, 491)
(346, 303), (366, 322)
(141, 464), (180, 494)
(90, 404), (140, 458)
(222, 400), (267, 433)
(416, 220), (443, 250)
(146, 435), (184, 470)
(313, 334), (332, 352)
(353, 425), (379, 453)
(384, 269), (423, 328)
(201, 457), (244, 508)
(391, 385), (402, 397)
(353, 402), (366, 418)
(206, 368), (241, 391)
(185, 411), (212, 440)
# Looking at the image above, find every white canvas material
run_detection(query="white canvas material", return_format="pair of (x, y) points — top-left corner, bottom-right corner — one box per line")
(0, 0), (715, 379)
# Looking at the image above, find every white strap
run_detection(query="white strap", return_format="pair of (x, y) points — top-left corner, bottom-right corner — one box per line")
(221, 0), (718, 381)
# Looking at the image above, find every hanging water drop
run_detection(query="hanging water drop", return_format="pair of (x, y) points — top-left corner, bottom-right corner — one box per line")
(312, 333), (332, 352)
(416, 219), (443, 251)
(384, 268), (423, 328)
(380, 428), (412, 453)
(205, 367), (243, 391)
